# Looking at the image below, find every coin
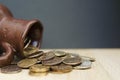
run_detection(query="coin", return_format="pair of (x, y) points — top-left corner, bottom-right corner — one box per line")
(24, 39), (31, 49)
(23, 45), (39, 57)
(51, 64), (72, 73)
(67, 53), (80, 58)
(1, 64), (22, 74)
(42, 57), (63, 66)
(63, 57), (81, 65)
(41, 51), (55, 60)
(74, 60), (92, 70)
(29, 71), (48, 76)
(52, 50), (66, 57)
(17, 58), (38, 68)
(29, 64), (50, 73)
(80, 56), (95, 62)
(27, 51), (44, 58)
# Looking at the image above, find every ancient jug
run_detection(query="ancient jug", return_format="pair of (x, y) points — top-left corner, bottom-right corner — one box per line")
(0, 4), (43, 67)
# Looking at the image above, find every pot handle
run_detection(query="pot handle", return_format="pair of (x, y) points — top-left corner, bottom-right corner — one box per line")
(0, 42), (14, 67)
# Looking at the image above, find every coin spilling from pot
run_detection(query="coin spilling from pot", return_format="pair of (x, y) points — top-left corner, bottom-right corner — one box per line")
(0, 45), (95, 76)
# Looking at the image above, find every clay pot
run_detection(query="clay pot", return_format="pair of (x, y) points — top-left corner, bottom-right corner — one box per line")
(0, 4), (43, 67)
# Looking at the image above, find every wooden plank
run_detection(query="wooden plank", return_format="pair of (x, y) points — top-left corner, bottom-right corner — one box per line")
(0, 49), (120, 80)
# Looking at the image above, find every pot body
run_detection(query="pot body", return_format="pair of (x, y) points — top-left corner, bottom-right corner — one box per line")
(0, 4), (43, 67)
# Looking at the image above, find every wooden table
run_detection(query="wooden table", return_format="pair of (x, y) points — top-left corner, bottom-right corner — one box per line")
(0, 49), (120, 80)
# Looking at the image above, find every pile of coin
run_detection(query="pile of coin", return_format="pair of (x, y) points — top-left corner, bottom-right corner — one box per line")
(0, 45), (95, 76)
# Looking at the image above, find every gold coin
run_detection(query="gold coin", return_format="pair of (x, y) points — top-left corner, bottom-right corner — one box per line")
(52, 50), (66, 57)
(29, 71), (48, 76)
(80, 56), (95, 62)
(41, 51), (55, 60)
(63, 57), (81, 65)
(17, 58), (38, 68)
(23, 45), (39, 57)
(42, 57), (63, 66)
(1, 64), (22, 74)
(29, 64), (50, 73)
(51, 64), (72, 73)
(74, 60), (92, 70)
(24, 39), (31, 49)
(27, 51), (44, 58)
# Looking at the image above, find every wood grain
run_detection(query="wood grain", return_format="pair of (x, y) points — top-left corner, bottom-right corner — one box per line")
(0, 49), (120, 80)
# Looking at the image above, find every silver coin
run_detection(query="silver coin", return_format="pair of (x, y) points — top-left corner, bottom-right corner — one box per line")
(52, 50), (66, 57)
(80, 56), (95, 62)
(74, 60), (92, 70)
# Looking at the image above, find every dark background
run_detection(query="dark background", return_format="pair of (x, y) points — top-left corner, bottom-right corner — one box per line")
(0, 0), (120, 48)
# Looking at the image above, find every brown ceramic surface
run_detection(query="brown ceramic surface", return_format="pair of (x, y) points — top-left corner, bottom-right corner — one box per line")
(0, 4), (43, 67)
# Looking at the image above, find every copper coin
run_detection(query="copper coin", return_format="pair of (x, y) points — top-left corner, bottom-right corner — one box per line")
(27, 51), (44, 58)
(29, 64), (50, 73)
(1, 64), (22, 74)
(17, 58), (38, 68)
(63, 57), (81, 65)
(41, 51), (55, 60)
(51, 64), (72, 73)
(42, 57), (63, 66)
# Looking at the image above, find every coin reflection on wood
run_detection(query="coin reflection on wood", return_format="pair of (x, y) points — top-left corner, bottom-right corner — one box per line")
(29, 71), (48, 76)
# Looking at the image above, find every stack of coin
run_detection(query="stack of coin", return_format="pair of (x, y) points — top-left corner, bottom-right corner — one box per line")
(0, 45), (95, 76)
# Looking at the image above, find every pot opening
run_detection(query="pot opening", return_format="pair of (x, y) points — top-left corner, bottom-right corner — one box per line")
(0, 47), (5, 56)
(24, 21), (43, 49)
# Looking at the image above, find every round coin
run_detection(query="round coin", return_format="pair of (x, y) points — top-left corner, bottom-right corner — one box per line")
(63, 57), (81, 65)
(74, 60), (92, 70)
(29, 64), (50, 73)
(52, 50), (66, 57)
(80, 56), (95, 62)
(1, 64), (22, 74)
(27, 51), (44, 58)
(41, 51), (55, 60)
(51, 64), (72, 73)
(67, 53), (80, 58)
(42, 57), (63, 66)
(17, 58), (38, 68)
(23, 45), (39, 57)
